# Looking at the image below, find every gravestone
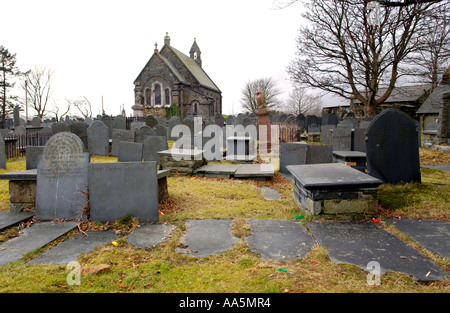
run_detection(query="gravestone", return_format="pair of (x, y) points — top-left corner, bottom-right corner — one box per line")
(51, 121), (70, 135)
(214, 113), (224, 128)
(70, 121), (88, 151)
(306, 144), (333, 164)
(26, 146), (44, 170)
(145, 115), (158, 128)
(296, 114), (305, 132)
(366, 108), (421, 184)
(280, 142), (307, 174)
(353, 128), (367, 152)
(135, 125), (154, 143)
(143, 136), (168, 164)
(118, 141), (143, 162)
(0, 135), (5, 169)
(226, 115), (235, 126)
(87, 120), (109, 156)
(113, 115), (126, 130)
(111, 129), (135, 156)
(328, 113), (339, 126)
(31, 116), (42, 127)
(13, 125), (26, 136)
(35, 132), (89, 221)
(89, 162), (159, 223)
(13, 106), (20, 127)
(320, 125), (335, 145)
(101, 115), (113, 139)
(332, 126), (352, 151)
(156, 117), (167, 127)
(154, 124), (168, 139)
(130, 121), (146, 132)
(306, 115), (320, 132)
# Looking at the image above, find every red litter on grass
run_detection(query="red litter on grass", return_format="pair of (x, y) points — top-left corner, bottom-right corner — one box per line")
(372, 218), (380, 223)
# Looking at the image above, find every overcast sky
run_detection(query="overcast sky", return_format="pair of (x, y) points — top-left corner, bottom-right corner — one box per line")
(3, 0), (344, 118)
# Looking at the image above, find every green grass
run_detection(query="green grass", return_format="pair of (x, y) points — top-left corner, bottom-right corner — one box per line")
(0, 149), (449, 293)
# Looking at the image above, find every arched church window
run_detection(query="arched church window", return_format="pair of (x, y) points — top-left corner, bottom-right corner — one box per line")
(145, 89), (151, 106)
(154, 84), (161, 105)
(165, 88), (171, 106)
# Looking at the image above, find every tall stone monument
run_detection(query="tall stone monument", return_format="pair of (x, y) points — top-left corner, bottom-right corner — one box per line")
(255, 91), (271, 152)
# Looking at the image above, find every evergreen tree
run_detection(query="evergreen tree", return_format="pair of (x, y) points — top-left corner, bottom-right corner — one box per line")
(0, 45), (19, 126)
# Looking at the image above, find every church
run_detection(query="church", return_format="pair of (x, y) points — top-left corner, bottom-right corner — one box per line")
(132, 33), (222, 119)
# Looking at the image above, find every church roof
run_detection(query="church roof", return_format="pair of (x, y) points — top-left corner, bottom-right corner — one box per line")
(417, 84), (450, 114)
(167, 45), (221, 93)
(134, 37), (221, 93)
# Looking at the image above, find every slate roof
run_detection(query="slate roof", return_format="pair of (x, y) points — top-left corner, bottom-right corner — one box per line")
(134, 41), (221, 93)
(416, 85), (450, 114)
(351, 84), (430, 104)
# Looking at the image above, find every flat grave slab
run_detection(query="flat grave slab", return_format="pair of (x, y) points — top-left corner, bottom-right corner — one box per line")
(127, 223), (175, 248)
(307, 221), (447, 282)
(193, 164), (239, 178)
(245, 219), (315, 261)
(420, 165), (450, 172)
(258, 187), (281, 201)
(0, 169), (37, 181)
(287, 163), (382, 216)
(177, 219), (239, 257)
(386, 219), (450, 258)
(0, 211), (34, 231)
(0, 222), (78, 267)
(332, 150), (367, 172)
(29, 230), (116, 265)
(234, 164), (274, 179)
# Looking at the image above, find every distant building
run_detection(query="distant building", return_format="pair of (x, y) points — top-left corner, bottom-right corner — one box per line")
(133, 33), (222, 119)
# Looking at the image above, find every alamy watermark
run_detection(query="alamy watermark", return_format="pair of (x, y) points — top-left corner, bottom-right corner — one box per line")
(66, 261), (81, 286)
(366, 261), (381, 285)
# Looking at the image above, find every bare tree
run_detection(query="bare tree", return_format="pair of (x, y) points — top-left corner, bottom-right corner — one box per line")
(24, 67), (53, 118)
(284, 87), (322, 115)
(67, 96), (92, 118)
(240, 77), (283, 113)
(286, 0), (436, 116)
(48, 100), (71, 122)
(405, 2), (450, 90)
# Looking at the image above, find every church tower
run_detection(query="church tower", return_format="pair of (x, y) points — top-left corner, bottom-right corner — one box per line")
(189, 38), (202, 67)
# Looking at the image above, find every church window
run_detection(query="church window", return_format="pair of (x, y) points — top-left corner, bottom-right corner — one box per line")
(165, 88), (171, 106)
(145, 89), (151, 106)
(154, 84), (161, 105)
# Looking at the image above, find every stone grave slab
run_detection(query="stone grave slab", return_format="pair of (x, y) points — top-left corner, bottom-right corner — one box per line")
(386, 219), (450, 258)
(420, 164), (450, 172)
(307, 221), (447, 281)
(0, 221), (78, 267)
(127, 223), (175, 248)
(234, 164), (274, 179)
(87, 120), (109, 156)
(366, 108), (421, 184)
(89, 162), (159, 223)
(287, 163), (382, 216)
(258, 187), (281, 201)
(193, 164), (239, 178)
(26, 146), (44, 170)
(29, 230), (116, 265)
(0, 211), (34, 231)
(177, 219), (239, 257)
(118, 141), (143, 162)
(245, 219), (315, 261)
(36, 132), (89, 221)
(332, 150), (367, 172)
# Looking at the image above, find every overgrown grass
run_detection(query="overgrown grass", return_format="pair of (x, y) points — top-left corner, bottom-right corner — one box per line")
(0, 149), (449, 293)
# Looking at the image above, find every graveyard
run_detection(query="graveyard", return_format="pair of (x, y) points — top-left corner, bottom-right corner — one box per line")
(0, 110), (448, 293)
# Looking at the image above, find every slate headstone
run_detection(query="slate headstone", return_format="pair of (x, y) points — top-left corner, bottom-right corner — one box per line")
(13, 125), (26, 136)
(280, 142), (307, 174)
(13, 105), (20, 127)
(320, 125), (335, 145)
(135, 125), (154, 143)
(118, 141), (143, 162)
(89, 162), (159, 223)
(101, 115), (113, 139)
(365, 108), (421, 184)
(111, 129), (135, 156)
(113, 115), (126, 130)
(70, 121), (88, 151)
(26, 146), (44, 170)
(306, 144), (333, 164)
(0, 135), (5, 169)
(35, 132), (89, 221)
(87, 120), (109, 156)
(143, 136), (168, 163)
(145, 115), (158, 128)
(51, 121), (70, 135)
(332, 126), (352, 151)
(31, 116), (42, 127)
(214, 113), (225, 128)
(154, 124), (168, 139)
